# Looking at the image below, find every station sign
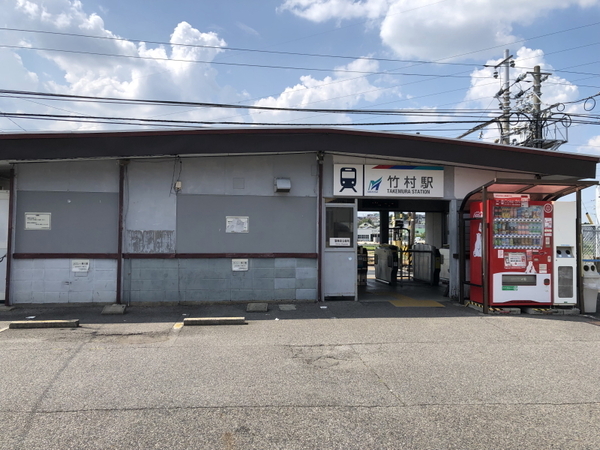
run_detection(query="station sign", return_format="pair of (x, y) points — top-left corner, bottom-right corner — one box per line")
(334, 165), (444, 198)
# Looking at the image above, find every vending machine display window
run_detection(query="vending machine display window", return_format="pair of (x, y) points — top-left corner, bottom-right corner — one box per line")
(492, 205), (544, 249)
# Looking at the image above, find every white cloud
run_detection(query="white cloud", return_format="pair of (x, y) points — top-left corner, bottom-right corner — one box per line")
(0, 50), (39, 89)
(280, 0), (600, 61)
(0, 0), (249, 131)
(577, 135), (600, 156)
(251, 58), (383, 124)
(236, 22), (260, 37)
(278, 0), (390, 22)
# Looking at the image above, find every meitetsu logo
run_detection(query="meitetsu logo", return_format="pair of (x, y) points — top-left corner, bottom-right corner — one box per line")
(367, 177), (382, 194)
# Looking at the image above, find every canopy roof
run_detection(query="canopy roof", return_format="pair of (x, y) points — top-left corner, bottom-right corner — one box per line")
(459, 178), (598, 212)
(1, 127), (598, 179)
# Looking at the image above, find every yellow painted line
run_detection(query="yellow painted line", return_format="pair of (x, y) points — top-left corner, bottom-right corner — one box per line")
(173, 322), (184, 330)
(389, 294), (444, 308)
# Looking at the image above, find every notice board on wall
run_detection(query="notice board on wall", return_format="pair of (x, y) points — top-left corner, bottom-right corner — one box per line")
(176, 194), (317, 253)
(15, 191), (119, 253)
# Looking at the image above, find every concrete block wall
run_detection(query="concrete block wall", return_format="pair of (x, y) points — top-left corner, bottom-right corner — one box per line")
(10, 259), (117, 304)
(124, 258), (317, 303)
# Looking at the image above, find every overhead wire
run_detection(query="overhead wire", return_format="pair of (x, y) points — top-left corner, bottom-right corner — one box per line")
(0, 89), (505, 116)
(0, 43), (482, 78)
(1, 20), (598, 71)
(0, 111), (512, 128)
(0, 16), (598, 132)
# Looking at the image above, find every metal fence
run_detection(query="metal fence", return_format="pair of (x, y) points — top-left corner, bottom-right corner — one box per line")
(582, 225), (600, 260)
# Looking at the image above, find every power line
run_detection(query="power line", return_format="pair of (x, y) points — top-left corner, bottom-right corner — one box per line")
(0, 89), (502, 116)
(0, 43), (480, 78)
(0, 111), (513, 127)
(2, 89), (598, 134)
(0, 26), (480, 68)
(2, 20), (598, 68)
(2, 28), (598, 80)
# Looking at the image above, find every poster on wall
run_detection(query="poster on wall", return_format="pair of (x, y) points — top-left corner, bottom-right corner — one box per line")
(226, 216), (249, 233)
(25, 212), (51, 230)
(232, 259), (249, 271)
(329, 237), (351, 247)
(72, 260), (90, 272)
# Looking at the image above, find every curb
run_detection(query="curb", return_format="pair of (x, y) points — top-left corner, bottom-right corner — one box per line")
(183, 317), (247, 326)
(101, 304), (127, 315)
(465, 301), (521, 315)
(9, 319), (80, 329)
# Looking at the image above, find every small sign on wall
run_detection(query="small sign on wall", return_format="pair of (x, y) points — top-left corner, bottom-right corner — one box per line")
(72, 260), (90, 272)
(330, 237), (351, 247)
(25, 212), (51, 230)
(232, 259), (249, 271)
(226, 216), (249, 233)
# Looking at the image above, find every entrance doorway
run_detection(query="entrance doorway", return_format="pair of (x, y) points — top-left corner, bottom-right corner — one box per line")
(356, 198), (450, 305)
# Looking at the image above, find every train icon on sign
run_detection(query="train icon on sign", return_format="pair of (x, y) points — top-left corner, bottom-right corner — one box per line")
(339, 167), (357, 192)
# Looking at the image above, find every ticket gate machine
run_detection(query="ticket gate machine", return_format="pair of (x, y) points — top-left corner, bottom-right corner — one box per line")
(375, 244), (399, 284)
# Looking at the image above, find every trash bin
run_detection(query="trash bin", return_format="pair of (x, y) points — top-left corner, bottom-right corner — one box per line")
(582, 264), (600, 314)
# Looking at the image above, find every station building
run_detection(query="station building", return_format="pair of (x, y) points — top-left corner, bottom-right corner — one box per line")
(0, 128), (597, 307)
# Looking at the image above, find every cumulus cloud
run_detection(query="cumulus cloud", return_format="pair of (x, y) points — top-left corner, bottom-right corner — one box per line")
(280, 0), (600, 61)
(578, 135), (600, 156)
(278, 0), (391, 22)
(250, 58), (383, 124)
(0, 0), (246, 131)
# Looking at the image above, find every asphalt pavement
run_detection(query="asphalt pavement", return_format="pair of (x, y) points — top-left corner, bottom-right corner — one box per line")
(1, 299), (600, 449)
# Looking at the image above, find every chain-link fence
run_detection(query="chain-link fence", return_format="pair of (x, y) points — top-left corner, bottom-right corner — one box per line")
(582, 225), (600, 260)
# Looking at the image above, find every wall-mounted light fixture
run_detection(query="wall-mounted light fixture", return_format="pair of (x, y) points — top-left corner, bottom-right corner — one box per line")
(274, 177), (291, 193)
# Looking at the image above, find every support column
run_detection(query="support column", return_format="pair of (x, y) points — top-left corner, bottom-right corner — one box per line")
(380, 211), (389, 244)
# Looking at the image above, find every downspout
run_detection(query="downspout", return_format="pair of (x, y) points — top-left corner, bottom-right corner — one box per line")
(576, 190), (584, 312)
(317, 152), (324, 302)
(482, 187), (489, 314)
(116, 160), (127, 305)
(458, 209), (465, 304)
(4, 167), (15, 306)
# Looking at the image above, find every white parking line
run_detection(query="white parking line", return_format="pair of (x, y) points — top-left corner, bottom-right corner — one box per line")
(0, 327), (8, 333)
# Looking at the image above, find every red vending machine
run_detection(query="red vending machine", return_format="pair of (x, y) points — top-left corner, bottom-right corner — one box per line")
(470, 194), (553, 306)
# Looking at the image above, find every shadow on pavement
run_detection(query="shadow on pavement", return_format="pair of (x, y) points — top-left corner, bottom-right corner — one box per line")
(2, 298), (597, 325)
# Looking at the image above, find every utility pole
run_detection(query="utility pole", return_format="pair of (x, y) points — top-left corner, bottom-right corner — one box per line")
(458, 50), (514, 142)
(458, 53), (563, 151)
(532, 65), (542, 148)
(525, 65), (552, 148)
(488, 49), (514, 144)
(502, 49), (511, 145)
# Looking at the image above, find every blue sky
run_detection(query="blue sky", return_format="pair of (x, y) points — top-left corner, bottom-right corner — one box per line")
(1, 0), (600, 211)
